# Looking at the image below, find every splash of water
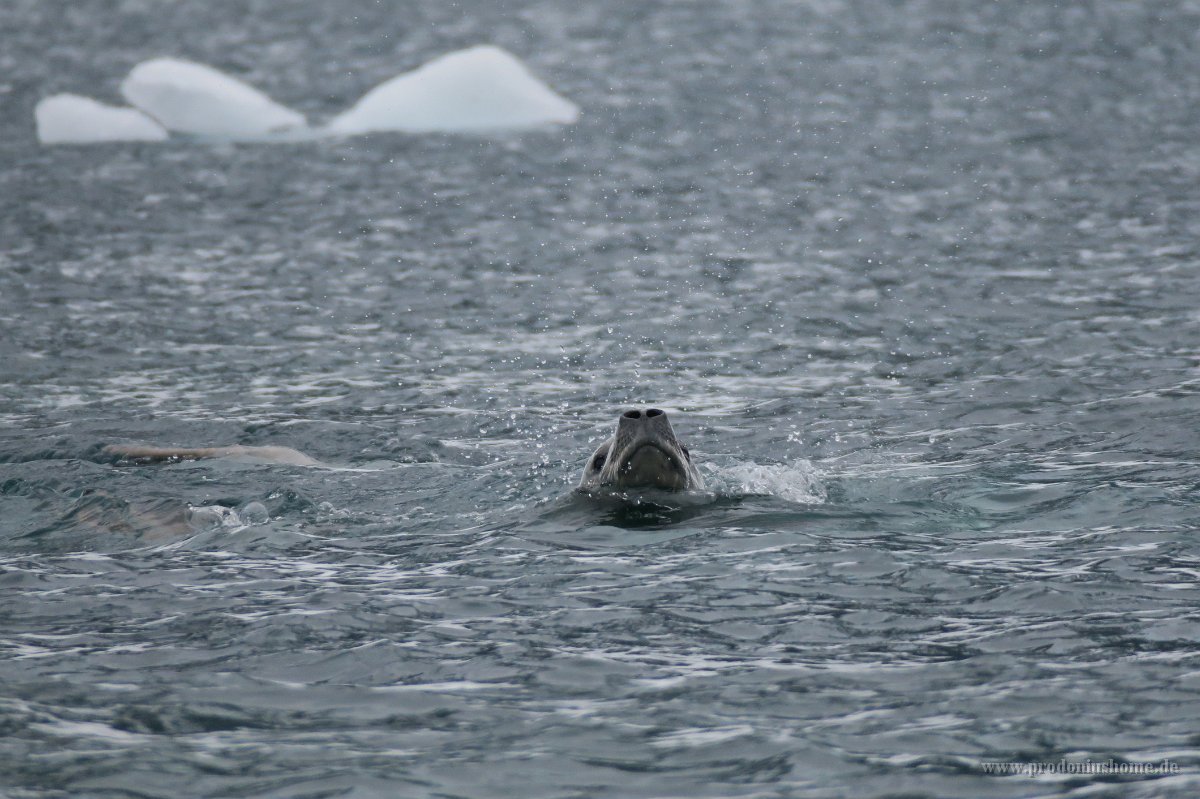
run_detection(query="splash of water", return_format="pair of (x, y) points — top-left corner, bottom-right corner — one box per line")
(705, 459), (826, 504)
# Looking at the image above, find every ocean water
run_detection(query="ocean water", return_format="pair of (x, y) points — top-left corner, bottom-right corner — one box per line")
(3, 1), (1200, 797)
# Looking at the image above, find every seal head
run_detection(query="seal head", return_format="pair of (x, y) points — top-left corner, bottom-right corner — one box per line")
(579, 408), (703, 492)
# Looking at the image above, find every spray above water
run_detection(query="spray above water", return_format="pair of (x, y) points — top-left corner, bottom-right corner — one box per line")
(705, 459), (826, 504)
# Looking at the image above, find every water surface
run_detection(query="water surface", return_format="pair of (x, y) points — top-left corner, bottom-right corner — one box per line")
(3, 1), (1200, 797)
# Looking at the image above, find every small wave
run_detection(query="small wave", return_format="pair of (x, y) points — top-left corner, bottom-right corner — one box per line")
(705, 459), (826, 504)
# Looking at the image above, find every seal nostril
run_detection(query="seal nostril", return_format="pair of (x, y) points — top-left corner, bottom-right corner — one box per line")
(623, 410), (641, 419)
(646, 408), (664, 417)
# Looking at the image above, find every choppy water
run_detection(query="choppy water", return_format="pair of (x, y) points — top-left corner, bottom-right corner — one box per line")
(4, 2), (1200, 797)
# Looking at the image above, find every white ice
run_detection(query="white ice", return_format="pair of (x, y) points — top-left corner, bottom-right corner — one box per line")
(185, 501), (268, 531)
(35, 94), (168, 144)
(120, 57), (307, 138)
(327, 45), (579, 135)
(38, 47), (577, 145)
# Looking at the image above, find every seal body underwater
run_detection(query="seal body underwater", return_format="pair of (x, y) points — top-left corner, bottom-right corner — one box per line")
(103, 444), (319, 466)
(579, 408), (703, 492)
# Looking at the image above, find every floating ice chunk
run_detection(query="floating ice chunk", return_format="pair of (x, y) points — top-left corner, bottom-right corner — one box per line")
(185, 504), (242, 531)
(327, 45), (579, 135)
(35, 94), (168, 144)
(239, 501), (269, 525)
(120, 57), (306, 138)
(184, 501), (270, 531)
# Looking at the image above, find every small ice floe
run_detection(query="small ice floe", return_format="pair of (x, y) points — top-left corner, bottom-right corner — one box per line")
(239, 501), (270, 525)
(185, 501), (269, 531)
(35, 93), (168, 144)
(120, 57), (307, 138)
(327, 45), (579, 135)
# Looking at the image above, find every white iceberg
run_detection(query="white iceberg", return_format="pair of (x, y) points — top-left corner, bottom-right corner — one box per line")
(327, 45), (579, 135)
(36, 47), (576, 145)
(35, 94), (168, 144)
(120, 57), (307, 138)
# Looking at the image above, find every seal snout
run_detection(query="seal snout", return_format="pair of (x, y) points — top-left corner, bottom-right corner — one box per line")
(622, 408), (665, 419)
(614, 408), (680, 453)
(616, 408), (671, 436)
(580, 407), (704, 492)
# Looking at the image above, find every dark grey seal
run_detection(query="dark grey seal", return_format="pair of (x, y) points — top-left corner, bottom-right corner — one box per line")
(579, 408), (703, 492)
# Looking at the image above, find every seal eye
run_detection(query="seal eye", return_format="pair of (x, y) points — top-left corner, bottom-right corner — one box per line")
(592, 453), (606, 470)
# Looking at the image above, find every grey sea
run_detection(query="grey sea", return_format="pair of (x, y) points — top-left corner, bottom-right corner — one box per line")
(3, 1), (1200, 797)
